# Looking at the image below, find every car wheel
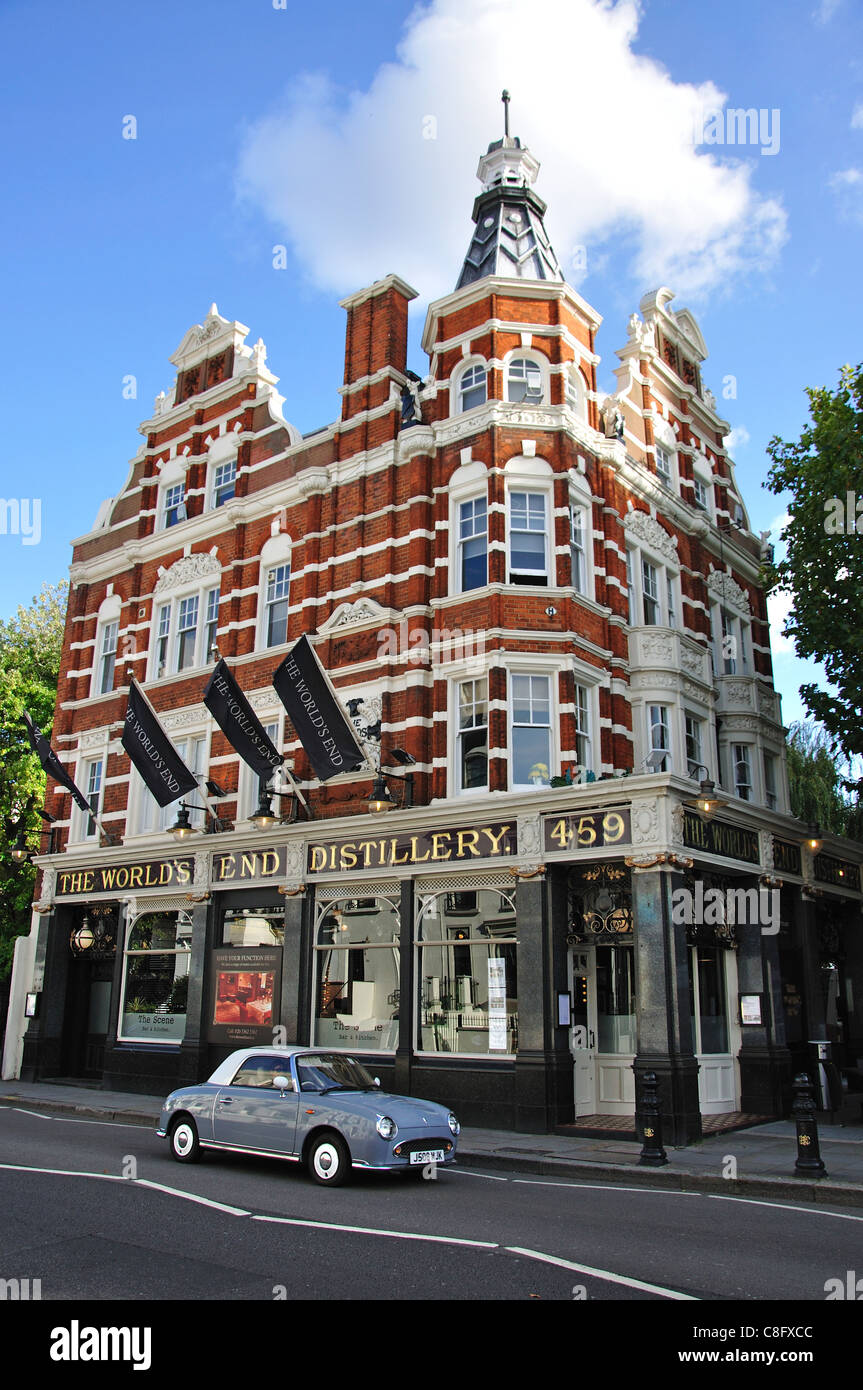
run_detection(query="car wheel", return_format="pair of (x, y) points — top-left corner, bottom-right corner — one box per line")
(169, 1116), (201, 1164)
(307, 1133), (350, 1186)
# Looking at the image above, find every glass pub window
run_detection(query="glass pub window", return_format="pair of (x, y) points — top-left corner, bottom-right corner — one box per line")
(416, 890), (518, 1057)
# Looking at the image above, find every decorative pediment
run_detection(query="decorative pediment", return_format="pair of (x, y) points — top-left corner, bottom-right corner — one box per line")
(623, 508), (679, 565)
(154, 553), (221, 594)
(318, 597), (393, 634)
(707, 569), (751, 614)
(169, 304), (249, 371)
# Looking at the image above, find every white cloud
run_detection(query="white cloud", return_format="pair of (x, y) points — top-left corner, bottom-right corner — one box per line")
(236, 0), (787, 304)
(829, 167), (863, 222)
(852, 102), (863, 130)
(814, 0), (842, 22)
(725, 425), (751, 453)
(767, 589), (796, 656)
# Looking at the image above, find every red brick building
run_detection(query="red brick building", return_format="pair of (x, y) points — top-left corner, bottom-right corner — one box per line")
(10, 123), (863, 1141)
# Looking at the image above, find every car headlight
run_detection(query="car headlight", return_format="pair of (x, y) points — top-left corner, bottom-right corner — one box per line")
(448, 1113), (460, 1136)
(376, 1115), (397, 1140)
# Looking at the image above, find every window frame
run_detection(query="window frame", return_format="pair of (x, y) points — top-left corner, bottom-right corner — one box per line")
(505, 353), (547, 405)
(508, 489), (549, 586)
(509, 671), (554, 789)
(647, 704), (671, 772)
(455, 360), (488, 414)
(455, 676), (489, 795)
(457, 495), (488, 592)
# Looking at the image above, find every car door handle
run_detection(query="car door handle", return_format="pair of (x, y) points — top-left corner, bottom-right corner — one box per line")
(218, 1097), (233, 1105)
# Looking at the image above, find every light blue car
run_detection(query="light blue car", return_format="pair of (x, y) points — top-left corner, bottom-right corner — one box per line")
(157, 1045), (460, 1186)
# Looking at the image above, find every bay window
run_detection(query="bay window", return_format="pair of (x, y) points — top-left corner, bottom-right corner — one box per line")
(511, 673), (552, 786)
(648, 705), (671, 771)
(508, 491), (548, 585)
(733, 744), (753, 801)
(456, 678), (488, 792)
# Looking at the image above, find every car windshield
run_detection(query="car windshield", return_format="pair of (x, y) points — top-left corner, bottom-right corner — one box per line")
(296, 1054), (376, 1093)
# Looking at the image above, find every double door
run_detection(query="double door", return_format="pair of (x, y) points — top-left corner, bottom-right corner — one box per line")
(567, 943), (637, 1117)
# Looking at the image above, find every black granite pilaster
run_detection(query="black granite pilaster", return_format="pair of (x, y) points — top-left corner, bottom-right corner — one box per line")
(20, 909), (69, 1081)
(514, 872), (555, 1133)
(736, 892), (791, 1117)
(632, 866), (701, 1145)
(393, 877), (414, 1097)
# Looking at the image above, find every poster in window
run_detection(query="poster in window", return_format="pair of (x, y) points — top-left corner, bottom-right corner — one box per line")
(488, 957), (508, 1051)
(208, 947), (282, 1045)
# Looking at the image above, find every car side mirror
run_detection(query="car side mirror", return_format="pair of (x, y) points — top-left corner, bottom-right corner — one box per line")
(273, 1074), (293, 1092)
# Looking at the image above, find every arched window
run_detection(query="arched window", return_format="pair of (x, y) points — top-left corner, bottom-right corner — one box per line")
(91, 593), (122, 697)
(565, 366), (587, 417)
(506, 356), (545, 404)
(457, 362), (487, 413)
(258, 534), (293, 650)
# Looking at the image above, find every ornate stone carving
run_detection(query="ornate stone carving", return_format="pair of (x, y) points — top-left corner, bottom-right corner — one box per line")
(517, 813), (542, 859)
(670, 803), (686, 847)
(726, 681), (754, 705)
(154, 553), (221, 594)
(679, 643), (706, 677)
(161, 705), (208, 731)
(707, 569), (751, 614)
(79, 728), (109, 750)
(284, 840), (305, 884)
(631, 799), (659, 846)
(623, 508), (678, 564)
(760, 832), (775, 871)
(296, 468), (330, 498)
(193, 853), (210, 890)
(641, 635), (674, 662)
(321, 597), (390, 632)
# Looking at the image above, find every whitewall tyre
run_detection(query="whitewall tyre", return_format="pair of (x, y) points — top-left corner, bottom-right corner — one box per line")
(308, 1133), (350, 1186)
(169, 1117), (201, 1164)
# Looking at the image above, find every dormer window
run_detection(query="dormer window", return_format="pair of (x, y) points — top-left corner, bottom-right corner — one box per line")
(507, 357), (544, 404)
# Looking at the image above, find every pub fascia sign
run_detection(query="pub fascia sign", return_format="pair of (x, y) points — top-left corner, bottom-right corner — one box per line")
(307, 823), (517, 873)
(683, 812), (760, 865)
(55, 857), (195, 897)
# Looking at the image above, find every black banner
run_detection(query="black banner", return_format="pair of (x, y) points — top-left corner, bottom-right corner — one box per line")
(121, 680), (199, 809)
(23, 711), (91, 814)
(204, 658), (282, 781)
(273, 634), (366, 782)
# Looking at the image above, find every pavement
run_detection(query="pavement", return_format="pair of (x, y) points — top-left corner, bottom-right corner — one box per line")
(2, 1078), (863, 1208)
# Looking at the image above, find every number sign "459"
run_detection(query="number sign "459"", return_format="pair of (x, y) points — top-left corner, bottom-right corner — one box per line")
(544, 809), (631, 852)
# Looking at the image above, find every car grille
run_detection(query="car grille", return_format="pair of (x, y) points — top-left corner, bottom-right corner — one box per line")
(392, 1137), (454, 1157)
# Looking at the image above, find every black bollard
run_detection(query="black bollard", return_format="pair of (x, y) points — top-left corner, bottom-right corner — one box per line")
(791, 1072), (827, 1178)
(636, 1069), (669, 1166)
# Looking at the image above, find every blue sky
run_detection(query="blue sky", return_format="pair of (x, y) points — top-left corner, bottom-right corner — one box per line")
(1, 0), (861, 731)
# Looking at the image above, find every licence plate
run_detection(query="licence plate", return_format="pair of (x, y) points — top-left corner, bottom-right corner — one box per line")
(409, 1149), (445, 1165)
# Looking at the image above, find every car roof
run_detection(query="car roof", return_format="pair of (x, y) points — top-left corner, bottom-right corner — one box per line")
(205, 1045), (325, 1086)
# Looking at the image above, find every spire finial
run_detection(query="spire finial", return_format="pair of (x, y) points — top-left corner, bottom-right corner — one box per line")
(501, 89), (510, 139)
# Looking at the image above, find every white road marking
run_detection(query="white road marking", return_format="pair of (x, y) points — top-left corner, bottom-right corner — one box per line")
(135, 1179), (250, 1216)
(0, 1162), (128, 1181)
(0, 1106), (145, 1129)
(449, 1168), (509, 1182)
(706, 1193), (863, 1221)
(505, 1246), (699, 1300)
(252, 1213), (497, 1247)
(512, 1177), (700, 1197)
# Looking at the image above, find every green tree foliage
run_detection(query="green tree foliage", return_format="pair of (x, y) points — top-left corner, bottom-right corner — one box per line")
(784, 721), (861, 840)
(765, 363), (863, 779)
(0, 582), (68, 979)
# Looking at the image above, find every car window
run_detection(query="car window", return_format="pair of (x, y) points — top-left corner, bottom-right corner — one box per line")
(230, 1055), (292, 1088)
(295, 1054), (375, 1093)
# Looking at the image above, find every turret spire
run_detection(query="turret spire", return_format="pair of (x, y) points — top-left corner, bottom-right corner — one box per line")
(456, 97), (564, 289)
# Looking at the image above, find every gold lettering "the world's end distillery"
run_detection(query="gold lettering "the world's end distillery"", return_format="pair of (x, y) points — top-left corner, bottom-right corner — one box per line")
(307, 824), (515, 874)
